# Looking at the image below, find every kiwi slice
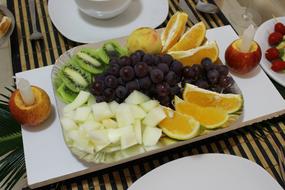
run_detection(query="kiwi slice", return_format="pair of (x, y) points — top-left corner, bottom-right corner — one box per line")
(60, 64), (91, 92)
(95, 47), (110, 64)
(103, 41), (128, 58)
(75, 48), (105, 74)
(56, 83), (77, 103)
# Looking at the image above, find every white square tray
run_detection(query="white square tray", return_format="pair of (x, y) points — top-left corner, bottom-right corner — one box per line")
(16, 25), (285, 189)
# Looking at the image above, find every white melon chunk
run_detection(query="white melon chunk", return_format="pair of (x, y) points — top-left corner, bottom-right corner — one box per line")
(143, 106), (166, 127)
(89, 129), (111, 152)
(61, 117), (78, 131)
(92, 102), (113, 121)
(64, 91), (90, 113)
(109, 101), (119, 115)
(87, 95), (96, 106)
(80, 120), (102, 132)
(107, 128), (121, 143)
(102, 143), (121, 153)
(74, 106), (92, 123)
(102, 119), (118, 128)
(134, 120), (142, 144)
(130, 105), (146, 119)
(63, 110), (75, 119)
(143, 126), (162, 146)
(125, 90), (150, 105)
(71, 130), (94, 153)
(116, 103), (134, 128)
(122, 145), (145, 157)
(120, 126), (138, 150)
(140, 100), (160, 113)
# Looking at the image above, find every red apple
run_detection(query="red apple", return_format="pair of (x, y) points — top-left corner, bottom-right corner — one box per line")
(225, 39), (261, 74)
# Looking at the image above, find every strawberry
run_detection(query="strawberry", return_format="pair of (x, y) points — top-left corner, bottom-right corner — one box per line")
(265, 47), (279, 61)
(271, 60), (285, 72)
(274, 22), (285, 35)
(268, 32), (283, 46)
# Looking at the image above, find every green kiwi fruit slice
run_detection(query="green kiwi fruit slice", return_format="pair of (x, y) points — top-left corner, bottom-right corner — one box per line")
(56, 83), (77, 103)
(103, 41), (128, 58)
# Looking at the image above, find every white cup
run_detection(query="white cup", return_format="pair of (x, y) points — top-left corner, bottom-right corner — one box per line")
(75, 0), (132, 19)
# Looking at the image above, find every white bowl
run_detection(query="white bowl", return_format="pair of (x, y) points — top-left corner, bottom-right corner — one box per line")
(74, 0), (132, 19)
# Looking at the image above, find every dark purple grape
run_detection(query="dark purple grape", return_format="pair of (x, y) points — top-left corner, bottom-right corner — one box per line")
(126, 80), (140, 92)
(117, 77), (125, 85)
(134, 62), (149, 77)
(160, 54), (173, 66)
(153, 55), (160, 65)
(150, 69), (164, 83)
(201, 58), (214, 71)
(158, 96), (171, 107)
(134, 50), (145, 59)
(192, 64), (204, 76)
(104, 88), (114, 97)
(195, 79), (209, 89)
(91, 80), (104, 96)
(115, 86), (128, 99)
(218, 75), (234, 88)
(157, 63), (169, 74)
(114, 97), (123, 103)
(182, 66), (196, 79)
(207, 69), (219, 84)
(170, 85), (181, 96)
(120, 66), (135, 81)
(130, 53), (141, 64)
(210, 86), (222, 93)
(93, 74), (105, 82)
(107, 64), (120, 77)
(165, 71), (178, 86)
(109, 58), (119, 65)
(142, 54), (154, 65)
(217, 65), (229, 76)
(119, 56), (131, 66)
(183, 78), (195, 86)
(170, 60), (183, 75)
(138, 76), (152, 90)
(96, 96), (106, 103)
(104, 75), (118, 89)
(156, 83), (170, 97)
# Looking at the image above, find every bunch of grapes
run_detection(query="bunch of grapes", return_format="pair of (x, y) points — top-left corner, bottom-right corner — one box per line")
(90, 51), (184, 106)
(182, 58), (234, 93)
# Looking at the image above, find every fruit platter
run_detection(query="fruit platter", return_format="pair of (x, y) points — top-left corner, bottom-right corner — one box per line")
(51, 12), (243, 164)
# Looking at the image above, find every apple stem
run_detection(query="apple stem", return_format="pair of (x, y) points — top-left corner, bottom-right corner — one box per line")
(17, 78), (35, 106)
(240, 24), (255, 52)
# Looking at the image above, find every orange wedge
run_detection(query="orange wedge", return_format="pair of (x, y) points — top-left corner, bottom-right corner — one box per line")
(174, 96), (228, 129)
(168, 41), (219, 66)
(183, 84), (243, 114)
(161, 12), (188, 53)
(159, 107), (200, 140)
(168, 22), (206, 52)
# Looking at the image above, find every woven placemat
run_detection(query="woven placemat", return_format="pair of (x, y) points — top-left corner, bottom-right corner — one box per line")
(6, 0), (285, 189)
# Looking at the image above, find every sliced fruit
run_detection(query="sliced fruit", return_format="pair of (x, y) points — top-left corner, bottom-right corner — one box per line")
(168, 21), (206, 52)
(168, 41), (219, 66)
(56, 83), (77, 104)
(75, 49), (104, 74)
(174, 96), (229, 129)
(92, 102), (113, 121)
(63, 91), (90, 113)
(125, 90), (150, 105)
(143, 106), (166, 127)
(183, 83), (243, 113)
(161, 12), (188, 53)
(142, 126), (162, 146)
(159, 107), (200, 140)
(103, 41), (128, 58)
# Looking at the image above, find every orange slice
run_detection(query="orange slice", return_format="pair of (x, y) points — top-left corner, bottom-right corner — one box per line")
(174, 96), (228, 129)
(183, 83), (243, 114)
(159, 107), (200, 140)
(168, 41), (219, 66)
(161, 12), (188, 53)
(168, 21), (206, 52)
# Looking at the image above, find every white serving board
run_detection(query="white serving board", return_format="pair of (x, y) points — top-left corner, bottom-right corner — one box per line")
(17, 25), (285, 189)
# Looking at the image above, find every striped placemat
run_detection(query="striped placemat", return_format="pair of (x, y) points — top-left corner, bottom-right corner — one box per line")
(6, 0), (285, 189)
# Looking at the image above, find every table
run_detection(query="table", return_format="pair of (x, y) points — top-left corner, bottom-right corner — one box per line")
(5, 0), (285, 189)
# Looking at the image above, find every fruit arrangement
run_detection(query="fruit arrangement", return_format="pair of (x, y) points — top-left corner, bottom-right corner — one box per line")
(265, 21), (285, 72)
(52, 12), (243, 163)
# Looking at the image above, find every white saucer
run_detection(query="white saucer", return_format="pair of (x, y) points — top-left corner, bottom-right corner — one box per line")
(128, 154), (283, 190)
(48, 0), (169, 44)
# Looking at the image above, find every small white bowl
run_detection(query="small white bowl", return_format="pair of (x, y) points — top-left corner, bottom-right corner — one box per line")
(75, 0), (132, 19)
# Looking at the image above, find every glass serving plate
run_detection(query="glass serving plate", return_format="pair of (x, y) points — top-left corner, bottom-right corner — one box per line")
(51, 32), (244, 164)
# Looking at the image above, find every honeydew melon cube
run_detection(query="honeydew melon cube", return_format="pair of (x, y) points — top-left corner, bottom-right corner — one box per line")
(92, 102), (113, 121)
(102, 119), (118, 128)
(134, 120), (142, 144)
(143, 126), (162, 146)
(109, 101), (119, 115)
(122, 145), (145, 158)
(74, 106), (92, 123)
(89, 129), (111, 152)
(143, 106), (166, 127)
(130, 105), (147, 119)
(72, 130), (94, 154)
(125, 90), (150, 105)
(63, 110), (75, 119)
(80, 120), (102, 132)
(140, 100), (159, 113)
(86, 113), (95, 122)
(116, 103), (134, 128)
(107, 128), (121, 143)
(102, 143), (121, 153)
(87, 95), (96, 106)
(61, 117), (78, 132)
(120, 125), (138, 150)
(64, 91), (90, 113)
